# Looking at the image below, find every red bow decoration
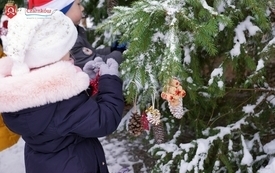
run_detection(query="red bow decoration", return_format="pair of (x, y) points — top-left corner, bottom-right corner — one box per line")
(141, 112), (149, 131)
(89, 73), (100, 96)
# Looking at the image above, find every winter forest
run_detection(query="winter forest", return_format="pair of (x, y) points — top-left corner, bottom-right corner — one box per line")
(2, 0), (275, 172)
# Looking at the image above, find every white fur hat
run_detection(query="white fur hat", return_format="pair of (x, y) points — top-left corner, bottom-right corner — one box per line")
(5, 8), (77, 76)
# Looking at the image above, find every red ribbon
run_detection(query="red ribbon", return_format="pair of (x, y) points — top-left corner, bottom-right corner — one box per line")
(89, 73), (100, 96)
(141, 112), (149, 131)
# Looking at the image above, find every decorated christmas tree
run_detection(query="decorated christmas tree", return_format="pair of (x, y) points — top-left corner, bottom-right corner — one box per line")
(2, 0), (275, 172)
(97, 0), (275, 172)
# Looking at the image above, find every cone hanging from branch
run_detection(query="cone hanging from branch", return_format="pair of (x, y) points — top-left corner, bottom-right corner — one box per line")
(152, 122), (165, 144)
(161, 78), (186, 119)
(128, 111), (143, 137)
(127, 91), (143, 136)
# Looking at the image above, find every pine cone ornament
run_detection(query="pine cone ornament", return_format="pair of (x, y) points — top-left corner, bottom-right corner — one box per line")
(128, 112), (143, 136)
(161, 78), (186, 119)
(145, 106), (161, 125)
(152, 122), (165, 144)
(168, 98), (184, 119)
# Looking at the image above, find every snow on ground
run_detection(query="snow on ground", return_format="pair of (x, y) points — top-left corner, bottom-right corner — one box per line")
(0, 136), (146, 173)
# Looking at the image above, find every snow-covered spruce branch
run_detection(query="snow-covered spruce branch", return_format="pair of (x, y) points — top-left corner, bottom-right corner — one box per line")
(148, 117), (258, 172)
(148, 93), (268, 172)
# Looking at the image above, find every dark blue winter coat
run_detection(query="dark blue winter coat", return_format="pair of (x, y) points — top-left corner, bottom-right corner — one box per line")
(0, 59), (124, 173)
(71, 26), (123, 69)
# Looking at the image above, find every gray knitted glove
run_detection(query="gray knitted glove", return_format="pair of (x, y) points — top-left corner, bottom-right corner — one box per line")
(83, 57), (105, 79)
(99, 58), (120, 77)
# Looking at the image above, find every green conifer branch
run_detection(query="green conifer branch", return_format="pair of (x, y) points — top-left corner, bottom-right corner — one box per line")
(95, 0), (275, 171)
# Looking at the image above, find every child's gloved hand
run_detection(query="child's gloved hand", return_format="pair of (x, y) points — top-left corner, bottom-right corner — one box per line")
(83, 57), (105, 79)
(99, 58), (120, 77)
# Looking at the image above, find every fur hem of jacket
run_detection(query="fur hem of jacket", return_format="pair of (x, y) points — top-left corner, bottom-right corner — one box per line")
(0, 57), (90, 113)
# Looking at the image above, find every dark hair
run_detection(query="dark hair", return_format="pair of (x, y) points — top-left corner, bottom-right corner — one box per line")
(0, 38), (2, 47)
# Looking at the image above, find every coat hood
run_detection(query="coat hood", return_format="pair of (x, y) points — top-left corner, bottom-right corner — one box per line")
(0, 57), (90, 113)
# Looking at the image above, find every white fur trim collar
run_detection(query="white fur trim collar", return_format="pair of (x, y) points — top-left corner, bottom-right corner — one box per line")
(0, 58), (90, 113)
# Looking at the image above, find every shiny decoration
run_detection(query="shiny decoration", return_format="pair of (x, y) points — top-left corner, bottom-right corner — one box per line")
(161, 78), (186, 118)
(145, 106), (161, 125)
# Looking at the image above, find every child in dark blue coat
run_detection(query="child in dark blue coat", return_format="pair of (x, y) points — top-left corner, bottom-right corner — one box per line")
(29, 0), (126, 69)
(0, 7), (124, 173)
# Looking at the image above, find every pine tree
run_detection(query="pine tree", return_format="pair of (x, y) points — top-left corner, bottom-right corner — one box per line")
(82, 0), (135, 47)
(97, 0), (275, 172)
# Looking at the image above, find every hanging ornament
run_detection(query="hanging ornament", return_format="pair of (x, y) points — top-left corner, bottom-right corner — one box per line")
(128, 91), (143, 136)
(145, 92), (165, 144)
(145, 106), (161, 125)
(141, 112), (149, 131)
(168, 99), (185, 119)
(128, 111), (143, 136)
(152, 122), (165, 144)
(161, 78), (186, 119)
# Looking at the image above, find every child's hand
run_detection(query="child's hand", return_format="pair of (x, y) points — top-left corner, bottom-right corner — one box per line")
(83, 57), (105, 79)
(99, 58), (120, 77)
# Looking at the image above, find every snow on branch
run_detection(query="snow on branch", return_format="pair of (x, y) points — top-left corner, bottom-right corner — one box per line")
(200, 0), (218, 15)
(230, 16), (261, 57)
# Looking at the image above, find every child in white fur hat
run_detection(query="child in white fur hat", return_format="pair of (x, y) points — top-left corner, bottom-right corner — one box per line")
(0, 7), (124, 173)
(29, 0), (126, 69)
